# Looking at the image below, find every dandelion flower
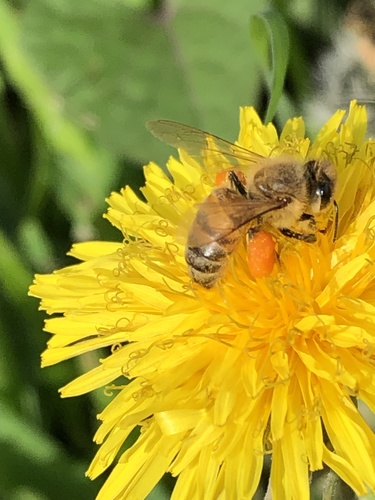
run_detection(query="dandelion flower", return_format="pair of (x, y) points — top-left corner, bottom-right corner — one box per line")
(29, 101), (375, 499)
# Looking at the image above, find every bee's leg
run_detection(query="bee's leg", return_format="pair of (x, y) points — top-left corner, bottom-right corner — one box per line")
(246, 228), (276, 278)
(279, 227), (316, 243)
(312, 200), (339, 241)
(279, 212), (316, 242)
(246, 227), (259, 240)
(247, 228), (281, 265)
(228, 171), (247, 198)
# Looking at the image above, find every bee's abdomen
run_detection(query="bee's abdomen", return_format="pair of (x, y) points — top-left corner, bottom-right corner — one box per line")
(185, 239), (235, 288)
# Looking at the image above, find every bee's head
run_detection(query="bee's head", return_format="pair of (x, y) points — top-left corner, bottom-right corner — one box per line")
(304, 159), (337, 213)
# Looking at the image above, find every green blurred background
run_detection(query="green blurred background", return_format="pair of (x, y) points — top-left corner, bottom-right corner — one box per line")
(0, 0), (357, 498)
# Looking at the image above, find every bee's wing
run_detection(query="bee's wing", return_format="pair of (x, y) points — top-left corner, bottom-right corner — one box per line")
(188, 195), (288, 246)
(146, 120), (264, 169)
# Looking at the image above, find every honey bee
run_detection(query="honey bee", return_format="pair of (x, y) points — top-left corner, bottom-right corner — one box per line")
(147, 120), (337, 288)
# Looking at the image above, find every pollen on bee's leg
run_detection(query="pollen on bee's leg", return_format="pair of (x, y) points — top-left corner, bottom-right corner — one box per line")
(247, 230), (276, 279)
(215, 170), (246, 187)
(215, 171), (229, 187)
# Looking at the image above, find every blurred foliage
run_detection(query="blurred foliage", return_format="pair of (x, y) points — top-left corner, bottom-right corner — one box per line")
(0, 0), (355, 498)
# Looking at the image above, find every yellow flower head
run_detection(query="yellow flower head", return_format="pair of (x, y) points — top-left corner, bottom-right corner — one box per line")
(30, 101), (375, 499)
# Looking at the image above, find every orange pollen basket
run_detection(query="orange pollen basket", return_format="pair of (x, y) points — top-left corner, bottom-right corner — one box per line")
(247, 231), (276, 278)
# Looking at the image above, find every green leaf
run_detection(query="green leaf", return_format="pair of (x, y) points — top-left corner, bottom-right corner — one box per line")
(18, 217), (56, 272)
(0, 314), (20, 396)
(322, 468), (357, 500)
(146, 481), (172, 500)
(249, 7), (290, 122)
(0, 402), (98, 499)
(15, 0), (268, 170)
(168, 0), (267, 137)
(0, 1), (118, 224)
(359, 491), (375, 500)
(0, 227), (33, 308)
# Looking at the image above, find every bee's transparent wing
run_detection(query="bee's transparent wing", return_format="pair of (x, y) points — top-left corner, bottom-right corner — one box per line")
(188, 195), (288, 246)
(146, 120), (265, 168)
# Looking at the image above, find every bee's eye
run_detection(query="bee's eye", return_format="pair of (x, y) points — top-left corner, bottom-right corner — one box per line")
(317, 174), (333, 208)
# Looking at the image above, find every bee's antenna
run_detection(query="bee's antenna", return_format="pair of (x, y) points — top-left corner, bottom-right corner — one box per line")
(333, 200), (339, 241)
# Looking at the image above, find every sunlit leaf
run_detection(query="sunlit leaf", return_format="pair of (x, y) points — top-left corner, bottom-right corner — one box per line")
(249, 7), (289, 122)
